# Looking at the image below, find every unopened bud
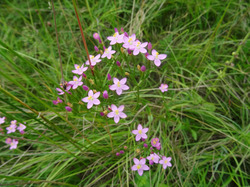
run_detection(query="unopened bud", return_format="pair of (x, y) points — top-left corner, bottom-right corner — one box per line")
(82, 85), (89, 91)
(94, 46), (99, 52)
(141, 65), (146, 72)
(137, 65), (141, 71)
(93, 89), (97, 93)
(124, 146), (128, 149)
(103, 90), (108, 99)
(93, 33), (100, 40)
(120, 47), (124, 53)
(67, 102), (73, 108)
(114, 28), (118, 32)
(104, 110), (108, 115)
(116, 61), (121, 66)
(148, 42), (152, 50)
(121, 27), (124, 33)
(125, 72), (130, 76)
(89, 79), (94, 85)
(107, 73), (112, 80)
(100, 112), (104, 116)
(100, 50), (103, 54)
(65, 106), (72, 112)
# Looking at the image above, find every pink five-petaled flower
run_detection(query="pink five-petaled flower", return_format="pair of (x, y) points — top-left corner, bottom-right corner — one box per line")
(159, 84), (168, 92)
(0, 116), (5, 124)
(147, 49), (167, 67)
(147, 153), (160, 164)
(9, 139), (18, 150)
(85, 54), (101, 66)
(159, 156), (172, 169)
(151, 138), (160, 147)
(133, 41), (148, 55)
(101, 46), (116, 59)
(82, 90), (101, 109)
(107, 32), (124, 45)
(109, 78), (129, 95)
(123, 34), (136, 50)
(6, 123), (17, 134)
(131, 158), (150, 176)
(17, 123), (26, 133)
(132, 124), (148, 141)
(72, 64), (88, 75)
(68, 76), (83, 89)
(107, 104), (127, 124)
(52, 97), (63, 105)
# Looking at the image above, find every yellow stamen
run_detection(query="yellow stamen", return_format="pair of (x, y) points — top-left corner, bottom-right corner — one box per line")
(76, 65), (80, 69)
(113, 33), (117, 37)
(164, 160), (168, 164)
(128, 38), (132, 43)
(117, 81), (121, 87)
(88, 96), (93, 100)
(138, 130), (142, 134)
(153, 140), (156, 144)
(137, 164), (142, 169)
(136, 41), (140, 47)
(91, 56), (94, 59)
(74, 78), (77, 81)
(115, 110), (119, 115)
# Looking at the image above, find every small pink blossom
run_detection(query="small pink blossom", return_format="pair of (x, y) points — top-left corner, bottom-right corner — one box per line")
(17, 123), (26, 132)
(0, 116), (5, 124)
(151, 138), (160, 148)
(68, 76), (83, 89)
(109, 78), (129, 95)
(131, 158), (150, 176)
(82, 90), (101, 109)
(132, 124), (148, 141)
(147, 153), (160, 164)
(107, 32), (124, 45)
(123, 34), (136, 50)
(159, 156), (172, 169)
(53, 97), (63, 105)
(85, 54), (101, 66)
(93, 33), (100, 40)
(133, 41), (148, 55)
(101, 46), (116, 59)
(9, 139), (18, 150)
(159, 84), (168, 92)
(6, 123), (16, 134)
(107, 104), (127, 124)
(72, 64), (88, 75)
(147, 49), (167, 66)
(6, 138), (11, 144)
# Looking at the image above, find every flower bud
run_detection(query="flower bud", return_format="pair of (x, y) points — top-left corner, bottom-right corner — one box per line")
(98, 38), (102, 44)
(141, 65), (146, 72)
(136, 149), (140, 153)
(89, 79), (94, 85)
(150, 147), (153, 150)
(124, 32), (129, 37)
(124, 146), (128, 149)
(93, 89), (97, 93)
(94, 46), (99, 52)
(107, 73), (112, 80)
(65, 106), (72, 112)
(103, 90), (108, 99)
(114, 28), (118, 32)
(137, 65), (141, 71)
(100, 112), (104, 116)
(149, 160), (154, 165)
(116, 152), (120, 156)
(120, 150), (124, 154)
(120, 47), (124, 53)
(127, 49), (132, 54)
(103, 110), (108, 115)
(143, 143), (148, 148)
(67, 102), (73, 108)
(125, 72), (130, 76)
(116, 61), (121, 66)
(82, 73), (87, 78)
(82, 85), (89, 91)
(5, 138), (11, 144)
(100, 50), (103, 54)
(145, 52), (149, 58)
(121, 27), (124, 33)
(148, 42), (152, 50)
(141, 138), (145, 142)
(103, 46), (106, 50)
(93, 33), (100, 40)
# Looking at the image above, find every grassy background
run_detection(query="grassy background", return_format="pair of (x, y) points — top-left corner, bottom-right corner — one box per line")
(0, 0), (249, 186)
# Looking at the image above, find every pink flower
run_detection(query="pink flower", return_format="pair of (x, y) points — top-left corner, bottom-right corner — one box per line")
(133, 41), (148, 55)
(132, 124), (148, 141)
(85, 54), (101, 66)
(103, 90), (108, 99)
(82, 90), (101, 109)
(5, 138), (11, 144)
(93, 33), (100, 40)
(159, 84), (168, 92)
(6, 123), (16, 134)
(72, 64), (88, 75)
(107, 32), (124, 45)
(147, 153), (160, 164)
(123, 34), (136, 50)
(17, 123), (26, 132)
(147, 49), (167, 66)
(109, 78), (129, 95)
(101, 46), (116, 59)
(159, 156), (172, 169)
(52, 97), (63, 105)
(151, 138), (160, 147)
(68, 76), (83, 89)
(65, 106), (72, 112)
(131, 158), (150, 176)
(107, 104), (127, 124)
(0, 116), (5, 124)
(9, 139), (18, 150)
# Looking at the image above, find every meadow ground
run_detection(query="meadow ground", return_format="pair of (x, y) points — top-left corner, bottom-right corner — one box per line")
(0, 0), (249, 186)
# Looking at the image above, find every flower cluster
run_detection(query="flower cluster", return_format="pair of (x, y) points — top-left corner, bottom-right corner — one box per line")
(0, 116), (27, 150)
(131, 124), (172, 176)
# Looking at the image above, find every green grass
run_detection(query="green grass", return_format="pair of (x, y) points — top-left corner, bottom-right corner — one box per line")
(0, 0), (249, 186)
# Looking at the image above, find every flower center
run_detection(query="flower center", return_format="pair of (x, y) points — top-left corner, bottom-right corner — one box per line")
(74, 78), (77, 81)
(136, 41), (140, 47)
(10, 142), (14, 146)
(153, 140), (156, 145)
(137, 164), (142, 169)
(113, 33), (117, 37)
(77, 66), (80, 69)
(115, 110), (119, 115)
(151, 157), (154, 160)
(138, 130), (142, 134)
(155, 52), (159, 58)
(164, 160), (168, 164)
(88, 96), (93, 101)
(57, 99), (60, 102)
(128, 38), (132, 43)
(91, 56), (94, 59)
(105, 49), (109, 54)
(117, 81), (121, 87)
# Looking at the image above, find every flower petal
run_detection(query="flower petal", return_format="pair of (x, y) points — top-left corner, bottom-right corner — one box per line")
(93, 92), (100, 98)
(135, 134), (141, 141)
(116, 88), (122, 95)
(114, 116), (120, 123)
(111, 104), (117, 111)
(88, 90), (94, 96)
(119, 112), (127, 119)
(152, 49), (157, 56)
(120, 78), (127, 84)
(147, 55), (154, 61)
(113, 78), (119, 84)
(138, 124), (142, 130)
(158, 54), (167, 60)
(87, 101), (93, 109)
(138, 169), (143, 176)
(109, 84), (117, 91)
(118, 105), (124, 112)
(107, 112), (115, 118)
(142, 128), (148, 133)
(143, 165), (150, 170)
(140, 158), (146, 165)
(93, 99), (100, 105)
(154, 59), (161, 66)
(133, 158), (140, 165)
(131, 165), (138, 171)
(132, 130), (138, 135)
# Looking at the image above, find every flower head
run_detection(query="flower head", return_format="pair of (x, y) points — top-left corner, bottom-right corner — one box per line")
(107, 104), (127, 124)
(93, 33), (100, 40)
(9, 139), (18, 150)
(151, 138), (160, 147)
(147, 49), (167, 66)
(85, 54), (101, 66)
(107, 32), (124, 45)
(131, 158), (150, 176)
(132, 124), (148, 141)
(103, 90), (109, 99)
(101, 46), (116, 59)
(72, 64), (88, 75)
(159, 156), (172, 169)
(52, 97), (63, 105)
(123, 34), (136, 50)
(147, 153), (160, 164)
(133, 41), (148, 55)
(0, 116), (5, 124)
(68, 76), (83, 89)
(159, 84), (168, 92)
(109, 77), (129, 95)
(6, 123), (16, 134)
(82, 90), (101, 109)
(17, 123), (26, 132)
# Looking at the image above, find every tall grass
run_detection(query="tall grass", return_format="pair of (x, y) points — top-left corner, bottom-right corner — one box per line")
(0, 0), (249, 186)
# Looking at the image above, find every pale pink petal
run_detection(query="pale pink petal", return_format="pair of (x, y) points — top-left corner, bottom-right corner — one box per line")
(101, 54), (106, 58)
(120, 78), (127, 84)
(88, 90), (94, 96)
(118, 105), (124, 111)
(114, 116), (120, 123)
(141, 133), (147, 139)
(93, 99), (100, 105)
(82, 97), (89, 103)
(138, 169), (143, 176)
(147, 55), (154, 61)
(142, 165), (150, 170)
(131, 165), (138, 171)
(136, 134), (141, 141)
(166, 157), (172, 162)
(167, 162), (172, 167)
(111, 104), (117, 111)
(133, 158), (139, 165)
(163, 164), (167, 169)
(72, 84), (78, 89)
(158, 54), (167, 60)
(107, 54), (112, 59)
(93, 92), (100, 98)
(141, 42), (148, 47)
(140, 158), (146, 165)
(132, 130), (138, 135)
(142, 128), (148, 133)
(107, 36), (113, 41)
(152, 49), (157, 56)
(154, 59), (161, 66)
(159, 160), (164, 164)
(87, 101), (93, 109)
(107, 112), (115, 118)
(140, 48), (147, 53)
(108, 46), (112, 51)
(119, 112), (127, 118)
(138, 124), (142, 130)
(133, 49), (139, 55)
(116, 88), (122, 95)
(110, 50), (116, 54)
(109, 84), (117, 90)
(113, 78), (119, 84)
(131, 34), (136, 41)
